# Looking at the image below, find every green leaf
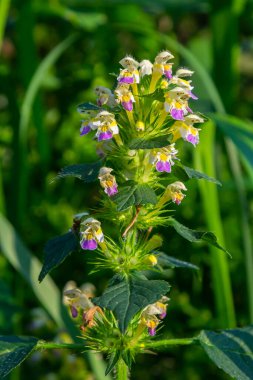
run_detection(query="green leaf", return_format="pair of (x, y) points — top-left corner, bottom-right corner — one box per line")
(77, 102), (101, 113)
(173, 164), (222, 186)
(157, 252), (199, 270)
(0, 336), (39, 378)
(112, 183), (157, 211)
(93, 277), (170, 332)
(199, 326), (253, 380)
(38, 231), (79, 282)
(105, 351), (120, 376)
(134, 184), (157, 205)
(112, 185), (137, 211)
(55, 161), (103, 183)
(169, 218), (229, 255)
(128, 135), (171, 149)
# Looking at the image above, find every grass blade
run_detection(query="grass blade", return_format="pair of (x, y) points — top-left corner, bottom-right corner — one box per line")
(0, 0), (10, 51)
(17, 34), (77, 227)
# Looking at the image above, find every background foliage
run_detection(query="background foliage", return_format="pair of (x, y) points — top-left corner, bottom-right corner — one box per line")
(0, 0), (253, 379)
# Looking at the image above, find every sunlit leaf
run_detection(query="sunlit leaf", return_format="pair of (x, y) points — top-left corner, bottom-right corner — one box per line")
(134, 184), (157, 205)
(112, 183), (157, 211)
(173, 164), (221, 186)
(128, 135), (171, 149)
(112, 185), (137, 211)
(169, 218), (229, 255)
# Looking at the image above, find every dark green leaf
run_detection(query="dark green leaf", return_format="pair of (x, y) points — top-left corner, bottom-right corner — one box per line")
(38, 231), (78, 282)
(134, 184), (157, 205)
(93, 277), (170, 332)
(169, 218), (229, 255)
(105, 351), (120, 376)
(55, 161), (103, 183)
(128, 135), (171, 149)
(173, 164), (221, 186)
(157, 252), (199, 270)
(112, 185), (137, 211)
(0, 336), (39, 378)
(199, 326), (253, 380)
(121, 350), (133, 368)
(77, 102), (100, 113)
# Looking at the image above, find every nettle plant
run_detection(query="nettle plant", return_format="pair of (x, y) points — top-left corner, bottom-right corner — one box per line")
(1, 52), (253, 380)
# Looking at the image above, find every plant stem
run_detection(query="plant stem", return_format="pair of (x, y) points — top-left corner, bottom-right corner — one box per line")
(122, 206), (141, 238)
(117, 359), (129, 380)
(36, 341), (86, 351)
(143, 337), (196, 350)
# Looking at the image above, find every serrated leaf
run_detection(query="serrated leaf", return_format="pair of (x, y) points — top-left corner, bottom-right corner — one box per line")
(93, 277), (170, 332)
(112, 185), (137, 211)
(134, 184), (157, 205)
(55, 161), (103, 183)
(77, 102), (100, 113)
(199, 326), (253, 380)
(128, 135), (171, 149)
(157, 252), (199, 270)
(38, 231), (78, 282)
(112, 183), (157, 211)
(173, 164), (221, 186)
(0, 336), (39, 378)
(169, 218), (229, 255)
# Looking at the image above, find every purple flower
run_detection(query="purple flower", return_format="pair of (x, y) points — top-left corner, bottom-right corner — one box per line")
(156, 161), (171, 173)
(119, 77), (134, 84)
(186, 134), (199, 146)
(80, 124), (91, 136)
(148, 327), (156, 336)
(160, 311), (167, 319)
(171, 108), (184, 120)
(70, 305), (78, 318)
(164, 69), (172, 79)
(105, 184), (118, 196)
(80, 238), (98, 250)
(122, 100), (133, 111)
(97, 131), (113, 141)
(189, 91), (198, 100)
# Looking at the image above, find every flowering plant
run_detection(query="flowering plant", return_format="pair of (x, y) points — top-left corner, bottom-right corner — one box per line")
(1, 51), (251, 380)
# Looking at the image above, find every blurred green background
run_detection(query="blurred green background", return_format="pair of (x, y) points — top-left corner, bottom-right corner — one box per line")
(0, 0), (253, 379)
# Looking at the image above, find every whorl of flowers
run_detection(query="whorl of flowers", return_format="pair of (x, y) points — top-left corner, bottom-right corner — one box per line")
(72, 51), (205, 339)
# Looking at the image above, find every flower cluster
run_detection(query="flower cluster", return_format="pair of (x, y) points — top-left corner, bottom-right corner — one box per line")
(70, 51), (205, 341)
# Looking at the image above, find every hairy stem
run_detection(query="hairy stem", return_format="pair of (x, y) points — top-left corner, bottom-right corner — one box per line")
(143, 337), (196, 350)
(117, 359), (129, 380)
(122, 206), (141, 238)
(36, 341), (86, 351)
